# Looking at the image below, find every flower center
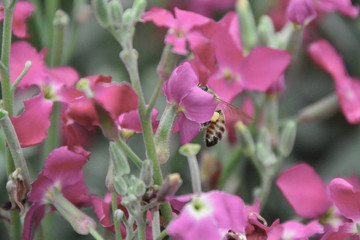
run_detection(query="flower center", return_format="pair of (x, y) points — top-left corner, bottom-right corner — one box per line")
(42, 84), (57, 101)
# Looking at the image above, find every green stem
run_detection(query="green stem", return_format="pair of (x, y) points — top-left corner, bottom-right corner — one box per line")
(155, 229), (168, 240)
(88, 226), (104, 240)
(9, 211), (21, 240)
(0, 110), (31, 191)
(41, 102), (61, 164)
(116, 138), (142, 168)
(187, 155), (202, 193)
(11, 61), (32, 92)
(217, 147), (243, 189)
(145, 79), (163, 117)
(30, 0), (45, 47)
(50, 9), (68, 67)
(136, 217), (146, 240)
(1, 0), (15, 116)
(151, 209), (161, 239)
(45, 0), (59, 58)
(111, 192), (123, 240)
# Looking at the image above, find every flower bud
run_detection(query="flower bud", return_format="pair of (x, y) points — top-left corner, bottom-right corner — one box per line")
(257, 15), (279, 48)
(130, 175), (146, 198)
(279, 120), (297, 158)
(6, 168), (26, 215)
(154, 103), (177, 164)
(286, 0), (317, 25)
(53, 9), (69, 27)
(109, 0), (123, 28)
(132, 0), (146, 22)
(105, 157), (115, 192)
(114, 209), (125, 222)
(140, 159), (153, 187)
(109, 141), (130, 176)
(297, 94), (338, 123)
(235, 121), (255, 157)
(91, 0), (110, 28)
(179, 143), (201, 157)
(236, 0), (258, 54)
(157, 173), (182, 203)
(113, 175), (128, 196)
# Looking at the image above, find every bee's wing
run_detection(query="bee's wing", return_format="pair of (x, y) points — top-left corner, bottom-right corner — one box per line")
(216, 98), (252, 124)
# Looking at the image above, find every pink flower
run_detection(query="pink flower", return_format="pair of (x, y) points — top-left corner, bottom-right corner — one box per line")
(0, 1), (35, 38)
(167, 191), (248, 239)
(308, 39), (360, 124)
(276, 163), (332, 218)
(267, 220), (323, 239)
(23, 147), (93, 239)
(142, 7), (214, 55)
(206, 13), (291, 102)
(163, 62), (218, 144)
(168, 0), (235, 17)
(6, 42), (79, 147)
(118, 106), (159, 133)
(65, 75), (139, 140)
(317, 0), (359, 18)
(286, 0), (317, 25)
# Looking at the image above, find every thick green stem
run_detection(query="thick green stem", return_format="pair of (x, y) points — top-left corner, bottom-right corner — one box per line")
(30, 0), (45, 47)
(45, 0), (59, 55)
(155, 229), (168, 240)
(217, 147), (243, 189)
(50, 9), (68, 67)
(111, 192), (123, 240)
(151, 209), (161, 239)
(1, 0), (15, 116)
(187, 155), (202, 193)
(41, 102), (61, 164)
(116, 138), (142, 168)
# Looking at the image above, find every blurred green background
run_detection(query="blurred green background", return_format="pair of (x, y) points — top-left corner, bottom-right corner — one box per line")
(0, 0), (359, 239)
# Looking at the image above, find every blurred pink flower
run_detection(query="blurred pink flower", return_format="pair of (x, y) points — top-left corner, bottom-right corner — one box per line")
(167, 191), (248, 239)
(142, 7), (214, 55)
(308, 39), (360, 124)
(276, 163), (332, 218)
(0, 1), (35, 38)
(163, 61), (218, 144)
(267, 220), (323, 239)
(5, 41), (79, 147)
(286, 0), (317, 25)
(169, 0), (235, 17)
(317, 0), (359, 18)
(118, 106), (159, 133)
(23, 147), (92, 240)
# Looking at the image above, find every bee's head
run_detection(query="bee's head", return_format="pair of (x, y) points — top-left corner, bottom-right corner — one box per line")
(197, 83), (209, 92)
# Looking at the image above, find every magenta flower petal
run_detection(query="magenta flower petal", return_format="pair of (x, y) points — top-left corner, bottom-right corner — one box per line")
(165, 33), (188, 55)
(141, 7), (175, 28)
(65, 96), (99, 129)
(7, 41), (47, 88)
(286, 0), (317, 25)
(317, 0), (359, 18)
(177, 113), (202, 144)
(308, 39), (347, 79)
(163, 62), (199, 104)
(174, 7), (212, 32)
(22, 203), (45, 240)
(239, 47), (291, 92)
(11, 94), (53, 147)
(334, 76), (360, 124)
(211, 12), (243, 70)
(329, 177), (360, 222)
(280, 220), (323, 239)
(45, 66), (79, 88)
(118, 107), (159, 133)
(276, 163), (332, 218)
(181, 86), (218, 123)
(28, 147), (91, 206)
(94, 83), (139, 121)
(12, 2), (35, 38)
(208, 73), (243, 103)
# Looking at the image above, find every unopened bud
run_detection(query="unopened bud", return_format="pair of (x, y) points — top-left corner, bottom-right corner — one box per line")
(109, 0), (123, 28)
(257, 15), (279, 48)
(236, 0), (258, 53)
(53, 9), (69, 27)
(91, 0), (110, 28)
(235, 121), (255, 157)
(110, 141), (130, 176)
(297, 94), (338, 123)
(113, 176), (128, 196)
(105, 157), (115, 192)
(6, 168), (26, 215)
(140, 159), (153, 187)
(179, 143), (201, 157)
(129, 175), (146, 198)
(157, 173), (182, 203)
(154, 103), (177, 164)
(120, 129), (136, 140)
(132, 0), (146, 22)
(279, 121), (297, 158)
(114, 209), (125, 222)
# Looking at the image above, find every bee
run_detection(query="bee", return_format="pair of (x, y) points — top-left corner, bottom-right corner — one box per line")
(198, 84), (252, 147)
